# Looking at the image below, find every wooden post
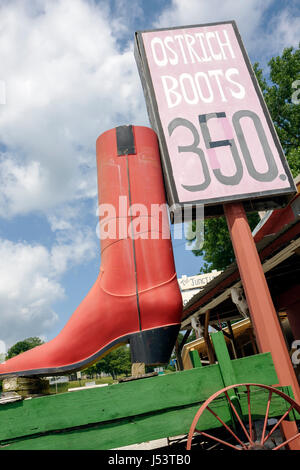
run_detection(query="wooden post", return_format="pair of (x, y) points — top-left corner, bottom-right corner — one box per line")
(203, 311), (215, 365)
(224, 202), (300, 449)
(131, 363), (146, 377)
(210, 332), (242, 426)
(211, 332), (236, 387)
(189, 348), (202, 368)
(227, 321), (238, 359)
(119, 362), (157, 382)
(2, 376), (50, 398)
(175, 339), (184, 371)
(249, 326), (258, 355)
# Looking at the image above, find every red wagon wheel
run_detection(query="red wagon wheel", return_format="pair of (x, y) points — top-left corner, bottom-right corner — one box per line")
(186, 383), (300, 450)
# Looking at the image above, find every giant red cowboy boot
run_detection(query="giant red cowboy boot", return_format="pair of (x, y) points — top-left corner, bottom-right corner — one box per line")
(0, 126), (183, 378)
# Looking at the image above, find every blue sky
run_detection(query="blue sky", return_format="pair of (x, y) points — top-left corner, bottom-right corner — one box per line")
(0, 0), (299, 351)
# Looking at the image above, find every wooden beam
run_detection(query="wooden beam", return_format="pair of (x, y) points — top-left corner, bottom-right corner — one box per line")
(224, 202), (300, 449)
(248, 327), (258, 355)
(175, 339), (184, 371)
(227, 321), (238, 359)
(178, 329), (191, 353)
(211, 323), (232, 339)
(203, 311), (215, 364)
(189, 349), (202, 368)
(210, 332), (237, 387)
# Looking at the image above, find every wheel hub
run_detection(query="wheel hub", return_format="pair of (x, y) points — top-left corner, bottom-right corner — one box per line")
(247, 442), (268, 450)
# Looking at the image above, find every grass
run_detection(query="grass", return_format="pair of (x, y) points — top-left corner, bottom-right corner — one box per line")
(49, 376), (117, 394)
(49, 370), (175, 394)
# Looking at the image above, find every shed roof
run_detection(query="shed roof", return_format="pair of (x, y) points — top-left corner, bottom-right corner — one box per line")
(181, 175), (300, 329)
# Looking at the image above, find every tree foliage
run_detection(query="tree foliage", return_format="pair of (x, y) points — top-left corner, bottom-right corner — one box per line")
(84, 345), (131, 380)
(6, 337), (44, 360)
(189, 212), (260, 273)
(254, 45), (300, 178)
(189, 44), (300, 274)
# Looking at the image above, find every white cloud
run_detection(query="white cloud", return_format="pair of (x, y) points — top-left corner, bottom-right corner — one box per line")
(266, 9), (300, 54)
(156, 0), (272, 46)
(50, 228), (98, 275)
(0, 0), (147, 217)
(0, 239), (62, 348)
(0, 156), (48, 216)
(155, 0), (298, 61)
(0, 228), (97, 348)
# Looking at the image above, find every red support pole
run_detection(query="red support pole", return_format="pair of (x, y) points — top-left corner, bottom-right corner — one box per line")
(224, 202), (300, 449)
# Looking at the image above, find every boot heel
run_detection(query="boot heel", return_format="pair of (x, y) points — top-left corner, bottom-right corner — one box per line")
(130, 324), (180, 365)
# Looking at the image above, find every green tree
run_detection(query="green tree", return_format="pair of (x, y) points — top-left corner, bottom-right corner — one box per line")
(254, 45), (300, 178)
(86, 346), (131, 380)
(189, 212), (260, 273)
(6, 337), (44, 360)
(188, 44), (300, 274)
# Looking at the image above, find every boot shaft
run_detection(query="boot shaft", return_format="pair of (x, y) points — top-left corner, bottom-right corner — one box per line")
(96, 126), (178, 294)
(0, 126), (183, 378)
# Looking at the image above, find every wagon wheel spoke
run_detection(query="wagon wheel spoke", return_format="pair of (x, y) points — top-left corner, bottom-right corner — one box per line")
(262, 405), (293, 445)
(193, 428), (202, 434)
(260, 390), (272, 445)
(224, 390), (252, 443)
(187, 383), (300, 451)
(245, 387), (258, 443)
(272, 432), (300, 451)
(196, 430), (242, 450)
(246, 385), (253, 443)
(206, 406), (248, 449)
(207, 442), (222, 450)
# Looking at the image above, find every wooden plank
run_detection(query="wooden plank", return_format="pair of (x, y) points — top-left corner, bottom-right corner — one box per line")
(0, 402), (227, 450)
(1, 389), (290, 450)
(231, 353), (278, 385)
(0, 366), (224, 442)
(189, 349), (202, 368)
(211, 332), (237, 387)
(0, 352), (279, 446)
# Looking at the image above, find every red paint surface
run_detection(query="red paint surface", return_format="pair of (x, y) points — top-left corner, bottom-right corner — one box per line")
(224, 202), (300, 449)
(224, 203), (299, 396)
(0, 126), (182, 376)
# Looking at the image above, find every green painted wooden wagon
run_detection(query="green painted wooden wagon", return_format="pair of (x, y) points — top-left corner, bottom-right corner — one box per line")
(0, 331), (299, 450)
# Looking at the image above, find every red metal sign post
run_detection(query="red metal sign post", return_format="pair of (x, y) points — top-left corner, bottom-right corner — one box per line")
(224, 201), (300, 449)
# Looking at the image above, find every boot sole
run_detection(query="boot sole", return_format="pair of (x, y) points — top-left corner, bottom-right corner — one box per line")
(0, 324), (181, 378)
